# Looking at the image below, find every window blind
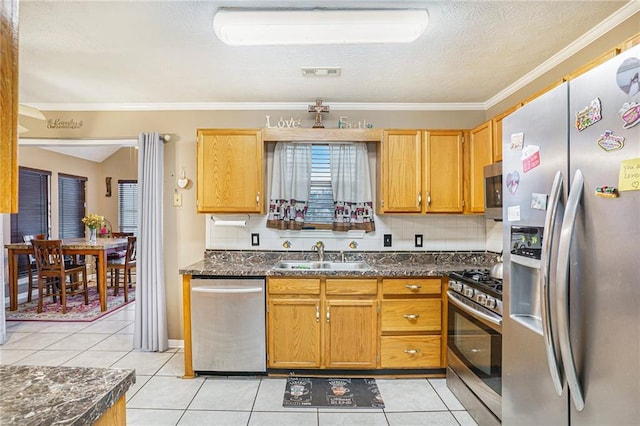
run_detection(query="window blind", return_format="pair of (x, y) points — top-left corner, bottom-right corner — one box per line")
(58, 173), (87, 239)
(118, 180), (138, 234)
(305, 145), (334, 226)
(10, 168), (51, 277)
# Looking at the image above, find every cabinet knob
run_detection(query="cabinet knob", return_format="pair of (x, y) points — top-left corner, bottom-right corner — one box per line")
(427, 192), (431, 206)
(405, 284), (422, 291)
(403, 314), (420, 320)
(404, 349), (421, 354)
(326, 306), (330, 323)
(256, 192), (260, 205)
(316, 305), (320, 322)
(417, 193), (422, 206)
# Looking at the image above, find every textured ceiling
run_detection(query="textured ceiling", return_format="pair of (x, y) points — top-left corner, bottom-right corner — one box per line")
(17, 0), (637, 109)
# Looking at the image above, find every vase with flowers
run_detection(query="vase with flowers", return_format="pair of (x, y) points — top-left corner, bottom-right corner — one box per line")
(82, 213), (104, 242)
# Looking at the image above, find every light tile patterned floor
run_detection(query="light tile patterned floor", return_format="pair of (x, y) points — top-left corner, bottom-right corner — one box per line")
(1, 302), (477, 425)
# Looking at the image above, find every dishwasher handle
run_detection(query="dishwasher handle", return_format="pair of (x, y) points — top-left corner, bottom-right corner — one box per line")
(192, 287), (263, 294)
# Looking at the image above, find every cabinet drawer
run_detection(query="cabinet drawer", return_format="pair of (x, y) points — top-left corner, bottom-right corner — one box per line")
(381, 299), (441, 332)
(326, 279), (377, 295)
(382, 278), (441, 295)
(268, 278), (320, 295)
(380, 336), (441, 368)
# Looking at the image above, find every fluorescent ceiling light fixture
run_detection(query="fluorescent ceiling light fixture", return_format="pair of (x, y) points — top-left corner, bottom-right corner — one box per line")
(213, 9), (428, 46)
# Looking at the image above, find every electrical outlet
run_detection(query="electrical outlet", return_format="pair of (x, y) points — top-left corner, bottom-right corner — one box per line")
(415, 234), (423, 248)
(383, 234), (392, 247)
(173, 192), (182, 207)
(251, 233), (260, 246)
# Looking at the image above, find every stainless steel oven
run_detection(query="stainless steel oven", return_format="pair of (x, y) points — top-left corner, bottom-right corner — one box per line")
(447, 270), (502, 425)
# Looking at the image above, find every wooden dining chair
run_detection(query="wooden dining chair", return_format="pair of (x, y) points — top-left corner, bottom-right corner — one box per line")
(23, 233), (48, 302)
(31, 239), (89, 314)
(107, 236), (136, 302)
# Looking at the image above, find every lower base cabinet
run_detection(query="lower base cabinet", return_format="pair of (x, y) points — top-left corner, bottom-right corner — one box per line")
(266, 276), (446, 371)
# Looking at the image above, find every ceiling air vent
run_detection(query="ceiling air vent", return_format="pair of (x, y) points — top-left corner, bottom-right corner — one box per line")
(301, 67), (341, 77)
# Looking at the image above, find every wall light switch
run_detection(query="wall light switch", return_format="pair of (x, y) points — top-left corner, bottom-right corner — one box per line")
(415, 234), (423, 248)
(383, 234), (392, 247)
(173, 192), (182, 207)
(251, 233), (260, 246)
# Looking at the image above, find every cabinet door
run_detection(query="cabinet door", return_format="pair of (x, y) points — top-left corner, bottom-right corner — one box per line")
(324, 300), (378, 369)
(492, 107), (518, 163)
(378, 130), (422, 213)
(267, 298), (321, 368)
(196, 129), (264, 213)
(466, 121), (493, 213)
(424, 130), (463, 213)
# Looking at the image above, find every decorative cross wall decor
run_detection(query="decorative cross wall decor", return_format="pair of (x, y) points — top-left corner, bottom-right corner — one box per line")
(308, 99), (330, 128)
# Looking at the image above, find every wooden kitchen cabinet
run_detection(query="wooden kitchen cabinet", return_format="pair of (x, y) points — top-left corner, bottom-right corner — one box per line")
(267, 278), (321, 368)
(379, 278), (445, 369)
(465, 121), (493, 214)
(378, 130), (423, 213)
(424, 130), (464, 213)
(267, 277), (378, 370)
(196, 129), (264, 213)
(378, 130), (463, 214)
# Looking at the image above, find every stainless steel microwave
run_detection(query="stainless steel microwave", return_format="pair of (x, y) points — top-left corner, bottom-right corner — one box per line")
(483, 162), (503, 220)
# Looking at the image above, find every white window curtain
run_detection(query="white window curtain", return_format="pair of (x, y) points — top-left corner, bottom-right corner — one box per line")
(330, 143), (375, 232)
(134, 132), (168, 352)
(267, 142), (312, 230)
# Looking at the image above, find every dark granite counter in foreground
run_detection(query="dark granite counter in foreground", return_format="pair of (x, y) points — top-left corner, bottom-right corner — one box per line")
(0, 365), (135, 425)
(180, 250), (499, 277)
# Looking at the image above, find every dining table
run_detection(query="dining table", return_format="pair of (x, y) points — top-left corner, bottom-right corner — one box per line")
(4, 237), (129, 312)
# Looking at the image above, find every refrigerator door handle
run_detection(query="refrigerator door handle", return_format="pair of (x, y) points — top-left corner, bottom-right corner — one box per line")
(540, 171), (564, 395)
(556, 169), (585, 411)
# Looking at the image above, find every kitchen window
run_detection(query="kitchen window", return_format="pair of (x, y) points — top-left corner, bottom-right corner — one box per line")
(267, 142), (375, 232)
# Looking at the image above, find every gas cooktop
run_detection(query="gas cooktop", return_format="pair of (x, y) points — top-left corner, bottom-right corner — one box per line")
(449, 269), (503, 297)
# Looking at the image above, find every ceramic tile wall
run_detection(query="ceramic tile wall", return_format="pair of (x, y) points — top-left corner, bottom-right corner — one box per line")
(485, 219), (504, 253)
(206, 213), (497, 253)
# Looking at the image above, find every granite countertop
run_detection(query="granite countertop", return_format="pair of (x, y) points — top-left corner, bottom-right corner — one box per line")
(0, 365), (135, 425)
(180, 250), (499, 277)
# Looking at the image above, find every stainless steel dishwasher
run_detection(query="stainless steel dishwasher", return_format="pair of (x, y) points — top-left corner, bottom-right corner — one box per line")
(190, 277), (266, 374)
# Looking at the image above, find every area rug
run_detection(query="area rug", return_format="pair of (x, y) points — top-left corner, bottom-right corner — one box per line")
(283, 377), (385, 408)
(5, 283), (135, 322)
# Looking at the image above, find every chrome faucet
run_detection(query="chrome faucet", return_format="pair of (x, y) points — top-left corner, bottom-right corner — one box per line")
(312, 241), (325, 262)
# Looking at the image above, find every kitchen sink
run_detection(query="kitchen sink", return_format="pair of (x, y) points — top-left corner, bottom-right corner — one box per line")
(272, 260), (371, 271)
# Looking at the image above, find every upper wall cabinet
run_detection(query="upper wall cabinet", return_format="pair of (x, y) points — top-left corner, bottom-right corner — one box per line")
(465, 121), (493, 214)
(196, 129), (264, 214)
(378, 130), (423, 213)
(424, 130), (464, 213)
(378, 129), (463, 214)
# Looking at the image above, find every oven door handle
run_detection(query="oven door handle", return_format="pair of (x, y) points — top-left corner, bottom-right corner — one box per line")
(447, 291), (502, 327)
(556, 169), (585, 411)
(540, 171), (565, 395)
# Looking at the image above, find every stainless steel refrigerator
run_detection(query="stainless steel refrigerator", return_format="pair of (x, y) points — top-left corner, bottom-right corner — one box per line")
(502, 44), (640, 425)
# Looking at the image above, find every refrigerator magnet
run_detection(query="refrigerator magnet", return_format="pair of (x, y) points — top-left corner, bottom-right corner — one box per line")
(506, 171), (520, 194)
(531, 193), (548, 210)
(595, 186), (619, 198)
(596, 130), (625, 152)
(619, 102), (640, 129)
(507, 205), (521, 222)
(575, 98), (602, 131)
(510, 132), (524, 150)
(521, 145), (541, 173)
(616, 57), (640, 96)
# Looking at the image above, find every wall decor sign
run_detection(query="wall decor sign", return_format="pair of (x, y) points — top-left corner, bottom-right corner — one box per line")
(575, 98), (602, 131)
(596, 130), (625, 152)
(46, 118), (83, 129)
(265, 115), (301, 128)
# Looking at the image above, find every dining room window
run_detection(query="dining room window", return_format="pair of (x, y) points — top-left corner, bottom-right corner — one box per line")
(118, 180), (138, 234)
(10, 167), (51, 243)
(58, 173), (87, 239)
